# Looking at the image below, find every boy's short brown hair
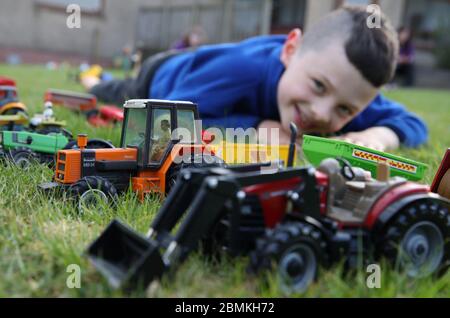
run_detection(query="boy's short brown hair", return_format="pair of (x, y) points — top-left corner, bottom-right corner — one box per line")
(299, 5), (399, 88)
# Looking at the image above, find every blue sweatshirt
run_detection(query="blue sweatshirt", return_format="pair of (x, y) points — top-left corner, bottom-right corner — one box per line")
(150, 35), (428, 147)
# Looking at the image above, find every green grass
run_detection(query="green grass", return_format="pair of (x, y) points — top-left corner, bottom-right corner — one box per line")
(0, 64), (449, 297)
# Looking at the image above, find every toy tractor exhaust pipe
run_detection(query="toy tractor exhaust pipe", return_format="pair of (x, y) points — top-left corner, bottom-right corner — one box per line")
(287, 122), (298, 167)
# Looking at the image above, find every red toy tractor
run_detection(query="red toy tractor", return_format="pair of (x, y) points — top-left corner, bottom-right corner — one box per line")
(44, 89), (123, 127)
(87, 156), (450, 293)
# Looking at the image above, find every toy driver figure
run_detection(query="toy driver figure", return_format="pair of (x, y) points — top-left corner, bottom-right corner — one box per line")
(30, 101), (55, 128)
(150, 119), (171, 162)
(42, 101), (54, 121)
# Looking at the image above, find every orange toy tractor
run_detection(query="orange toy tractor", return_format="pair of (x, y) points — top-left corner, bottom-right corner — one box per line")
(40, 99), (224, 210)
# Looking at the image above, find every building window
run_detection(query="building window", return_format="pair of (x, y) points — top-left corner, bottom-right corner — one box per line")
(335, 0), (377, 8)
(36, 0), (104, 14)
(271, 0), (307, 34)
(344, 0), (373, 5)
(403, 0), (450, 39)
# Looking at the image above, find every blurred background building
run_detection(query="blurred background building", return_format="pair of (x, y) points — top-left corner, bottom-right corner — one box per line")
(0, 0), (449, 87)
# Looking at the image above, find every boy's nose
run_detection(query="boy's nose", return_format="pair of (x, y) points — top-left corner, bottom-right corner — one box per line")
(310, 103), (332, 126)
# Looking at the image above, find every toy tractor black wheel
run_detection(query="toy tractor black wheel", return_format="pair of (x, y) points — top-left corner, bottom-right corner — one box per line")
(85, 109), (100, 119)
(165, 153), (225, 194)
(86, 139), (115, 149)
(249, 221), (328, 294)
(375, 199), (450, 277)
(8, 147), (38, 169)
(69, 176), (118, 213)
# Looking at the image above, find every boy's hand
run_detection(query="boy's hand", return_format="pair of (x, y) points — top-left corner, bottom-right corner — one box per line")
(334, 127), (400, 151)
(257, 120), (298, 145)
(80, 76), (101, 90)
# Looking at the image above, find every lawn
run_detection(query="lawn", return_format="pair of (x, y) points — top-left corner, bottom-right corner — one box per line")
(0, 63), (449, 297)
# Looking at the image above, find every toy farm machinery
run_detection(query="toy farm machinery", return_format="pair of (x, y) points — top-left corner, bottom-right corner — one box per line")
(87, 154), (449, 293)
(0, 102), (113, 168)
(39, 99), (297, 211)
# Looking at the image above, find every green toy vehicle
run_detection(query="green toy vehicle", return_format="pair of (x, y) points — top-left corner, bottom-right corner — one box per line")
(0, 102), (114, 168)
(0, 130), (70, 167)
(302, 135), (427, 181)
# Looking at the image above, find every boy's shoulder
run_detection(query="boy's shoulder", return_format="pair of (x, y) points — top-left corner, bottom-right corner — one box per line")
(188, 34), (286, 75)
(194, 34), (286, 59)
(238, 34), (287, 46)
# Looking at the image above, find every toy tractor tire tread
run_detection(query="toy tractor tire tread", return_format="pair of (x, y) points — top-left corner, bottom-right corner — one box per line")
(69, 176), (118, 213)
(85, 109), (100, 119)
(375, 199), (450, 277)
(249, 221), (328, 294)
(8, 147), (39, 168)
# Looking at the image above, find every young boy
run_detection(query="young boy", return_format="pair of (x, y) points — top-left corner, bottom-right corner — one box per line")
(85, 6), (427, 151)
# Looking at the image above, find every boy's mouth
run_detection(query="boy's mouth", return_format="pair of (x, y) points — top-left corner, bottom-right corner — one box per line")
(293, 105), (312, 131)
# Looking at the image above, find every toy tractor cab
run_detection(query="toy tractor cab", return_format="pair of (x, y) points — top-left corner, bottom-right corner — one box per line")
(40, 99), (223, 211)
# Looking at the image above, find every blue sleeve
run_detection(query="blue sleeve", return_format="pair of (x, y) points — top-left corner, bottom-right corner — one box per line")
(342, 94), (428, 147)
(201, 114), (262, 130)
(153, 49), (265, 129)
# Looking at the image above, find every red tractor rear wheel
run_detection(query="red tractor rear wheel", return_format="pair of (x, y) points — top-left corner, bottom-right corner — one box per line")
(375, 199), (450, 277)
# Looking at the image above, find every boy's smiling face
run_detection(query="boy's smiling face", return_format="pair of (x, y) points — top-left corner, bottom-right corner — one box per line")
(277, 29), (379, 135)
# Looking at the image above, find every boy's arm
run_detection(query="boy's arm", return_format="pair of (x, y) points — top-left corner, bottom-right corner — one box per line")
(340, 94), (428, 150)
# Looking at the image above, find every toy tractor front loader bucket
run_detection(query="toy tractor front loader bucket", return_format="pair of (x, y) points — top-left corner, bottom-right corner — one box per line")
(86, 167), (234, 290)
(87, 219), (165, 290)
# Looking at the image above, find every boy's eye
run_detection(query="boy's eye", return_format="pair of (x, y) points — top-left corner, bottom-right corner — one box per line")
(312, 79), (326, 94)
(337, 105), (353, 117)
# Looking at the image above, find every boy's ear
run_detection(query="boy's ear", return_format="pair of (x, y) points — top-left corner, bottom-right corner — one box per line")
(280, 28), (302, 67)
